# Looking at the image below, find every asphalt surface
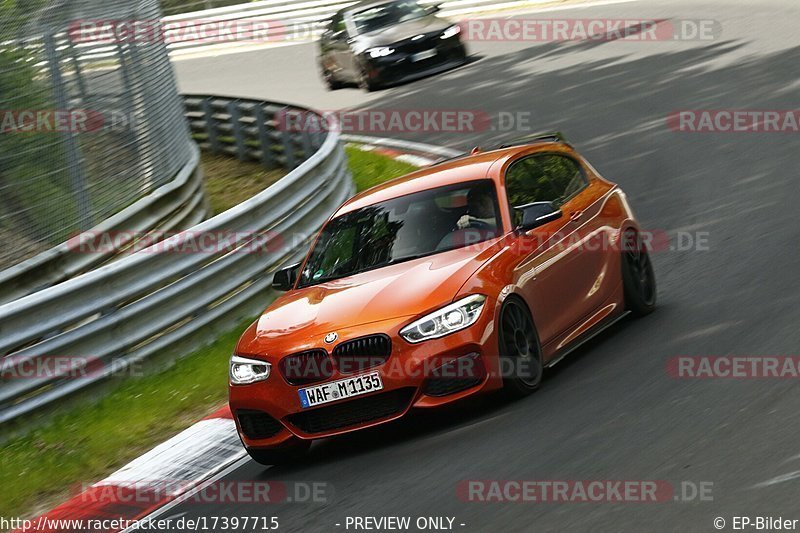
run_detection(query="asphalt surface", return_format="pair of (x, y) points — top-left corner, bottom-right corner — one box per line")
(166, 0), (800, 531)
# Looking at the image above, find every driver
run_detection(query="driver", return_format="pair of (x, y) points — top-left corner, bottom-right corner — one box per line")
(457, 185), (496, 230)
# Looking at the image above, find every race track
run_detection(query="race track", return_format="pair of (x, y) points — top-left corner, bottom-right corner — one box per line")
(164, 0), (800, 530)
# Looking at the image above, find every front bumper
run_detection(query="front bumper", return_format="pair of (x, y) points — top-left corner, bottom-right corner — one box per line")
(362, 37), (467, 87)
(229, 298), (502, 449)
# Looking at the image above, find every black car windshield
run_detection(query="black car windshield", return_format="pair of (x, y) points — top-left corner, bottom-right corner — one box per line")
(349, 1), (430, 35)
(299, 180), (502, 287)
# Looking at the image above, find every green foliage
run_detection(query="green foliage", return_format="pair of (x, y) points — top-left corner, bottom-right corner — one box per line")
(345, 145), (419, 192)
(0, 5), (70, 249)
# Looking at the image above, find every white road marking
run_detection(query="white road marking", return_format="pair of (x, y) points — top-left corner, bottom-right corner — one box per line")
(395, 154), (437, 167)
(752, 471), (800, 489)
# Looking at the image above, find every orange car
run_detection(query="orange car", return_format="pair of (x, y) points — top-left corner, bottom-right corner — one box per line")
(229, 133), (656, 464)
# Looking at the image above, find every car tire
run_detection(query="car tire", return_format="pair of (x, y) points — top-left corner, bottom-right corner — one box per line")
(621, 228), (657, 316)
(455, 43), (468, 61)
(245, 438), (311, 466)
(320, 65), (343, 91)
(498, 297), (543, 398)
(358, 67), (378, 92)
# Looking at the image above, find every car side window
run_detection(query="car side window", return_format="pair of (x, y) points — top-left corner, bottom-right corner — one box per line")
(505, 154), (588, 223)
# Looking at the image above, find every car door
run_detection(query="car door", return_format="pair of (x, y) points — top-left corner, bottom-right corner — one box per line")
(505, 153), (593, 348)
(555, 158), (619, 331)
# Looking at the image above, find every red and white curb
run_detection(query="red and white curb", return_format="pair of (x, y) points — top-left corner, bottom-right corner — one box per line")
(18, 406), (243, 533)
(341, 134), (462, 168)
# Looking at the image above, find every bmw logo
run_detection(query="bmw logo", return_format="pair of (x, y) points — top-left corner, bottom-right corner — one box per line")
(324, 332), (338, 344)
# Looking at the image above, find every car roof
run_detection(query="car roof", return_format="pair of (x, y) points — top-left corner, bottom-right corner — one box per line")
(334, 144), (562, 216)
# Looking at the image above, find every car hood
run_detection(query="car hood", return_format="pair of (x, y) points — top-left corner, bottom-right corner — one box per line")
(357, 15), (452, 48)
(239, 240), (500, 352)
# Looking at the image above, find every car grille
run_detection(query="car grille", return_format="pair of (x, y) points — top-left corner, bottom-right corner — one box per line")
(279, 349), (333, 385)
(286, 388), (415, 434)
(422, 354), (485, 397)
(394, 33), (441, 54)
(237, 409), (283, 439)
(332, 334), (392, 373)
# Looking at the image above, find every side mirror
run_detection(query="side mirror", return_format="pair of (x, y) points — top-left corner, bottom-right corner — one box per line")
(272, 262), (301, 291)
(515, 201), (563, 231)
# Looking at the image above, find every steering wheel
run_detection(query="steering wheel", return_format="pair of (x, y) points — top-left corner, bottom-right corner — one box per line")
(468, 219), (493, 230)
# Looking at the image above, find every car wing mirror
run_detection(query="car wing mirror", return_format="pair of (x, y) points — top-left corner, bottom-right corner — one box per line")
(272, 262), (301, 291)
(515, 201), (563, 231)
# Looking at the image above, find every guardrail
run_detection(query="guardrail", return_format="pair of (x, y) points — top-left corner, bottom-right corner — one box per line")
(184, 95), (325, 169)
(160, 0), (553, 54)
(0, 96), (352, 427)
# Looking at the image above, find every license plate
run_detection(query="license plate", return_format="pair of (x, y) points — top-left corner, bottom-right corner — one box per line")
(411, 49), (437, 62)
(298, 371), (383, 409)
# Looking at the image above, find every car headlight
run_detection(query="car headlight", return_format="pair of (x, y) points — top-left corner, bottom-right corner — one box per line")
(229, 355), (271, 385)
(400, 294), (486, 343)
(367, 46), (395, 58)
(440, 25), (461, 39)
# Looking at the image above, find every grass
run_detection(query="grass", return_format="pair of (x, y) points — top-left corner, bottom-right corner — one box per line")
(0, 144), (420, 520)
(345, 145), (419, 193)
(200, 152), (286, 215)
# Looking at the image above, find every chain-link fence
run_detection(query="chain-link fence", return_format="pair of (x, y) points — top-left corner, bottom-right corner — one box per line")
(0, 0), (195, 272)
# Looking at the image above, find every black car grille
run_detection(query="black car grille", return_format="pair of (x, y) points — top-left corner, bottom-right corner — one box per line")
(332, 334), (392, 373)
(237, 409), (283, 439)
(422, 354), (485, 397)
(394, 33), (441, 54)
(279, 349), (333, 385)
(286, 388), (415, 434)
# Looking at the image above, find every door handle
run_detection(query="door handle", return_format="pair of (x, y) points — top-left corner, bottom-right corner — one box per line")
(570, 210), (583, 222)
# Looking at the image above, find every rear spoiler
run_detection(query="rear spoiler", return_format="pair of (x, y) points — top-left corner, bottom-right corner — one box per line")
(497, 131), (572, 149)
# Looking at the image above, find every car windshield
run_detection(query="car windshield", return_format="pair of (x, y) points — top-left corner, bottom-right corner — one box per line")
(349, 1), (430, 35)
(299, 180), (502, 287)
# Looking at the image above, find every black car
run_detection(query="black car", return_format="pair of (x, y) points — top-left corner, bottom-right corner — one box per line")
(318, 0), (468, 91)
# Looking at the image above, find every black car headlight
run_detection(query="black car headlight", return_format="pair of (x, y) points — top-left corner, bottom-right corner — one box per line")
(400, 295), (486, 343)
(229, 355), (271, 385)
